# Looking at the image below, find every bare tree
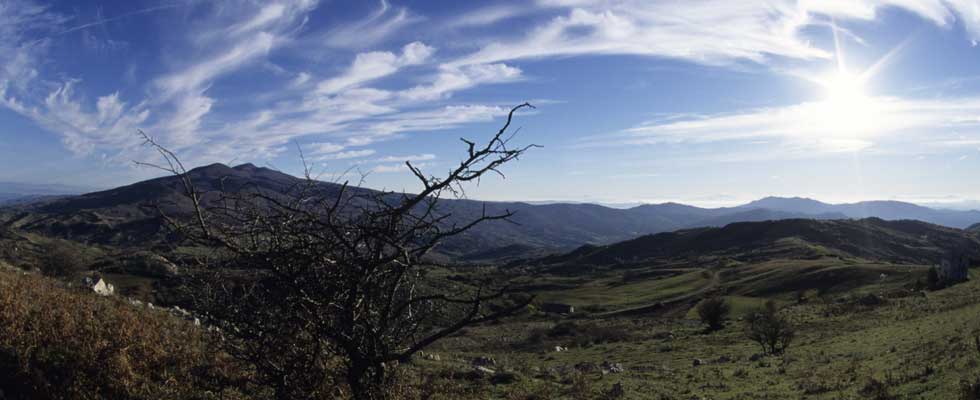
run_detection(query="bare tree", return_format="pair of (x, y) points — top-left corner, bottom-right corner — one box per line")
(138, 103), (538, 399)
(744, 300), (794, 356)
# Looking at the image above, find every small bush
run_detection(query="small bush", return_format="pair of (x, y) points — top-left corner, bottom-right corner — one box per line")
(859, 377), (896, 400)
(697, 297), (730, 332)
(744, 300), (795, 355)
(927, 266), (943, 290)
(38, 240), (90, 277)
(545, 322), (630, 346)
(962, 377), (980, 400)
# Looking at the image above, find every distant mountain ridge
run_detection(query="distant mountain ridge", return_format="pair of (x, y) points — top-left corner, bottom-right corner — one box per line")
(731, 196), (980, 229)
(3, 164), (980, 261)
(533, 218), (980, 268)
(0, 182), (92, 205)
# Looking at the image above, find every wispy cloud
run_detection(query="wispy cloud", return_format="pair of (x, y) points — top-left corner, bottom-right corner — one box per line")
(317, 41), (434, 95)
(375, 153), (436, 163)
(7, 0), (980, 181)
(451, 0), (980, 68)
(445, 4), (531, 29)
(315, 149), (376, 161)
(578, 95), (980, 159)
(321, 0), (420, 49)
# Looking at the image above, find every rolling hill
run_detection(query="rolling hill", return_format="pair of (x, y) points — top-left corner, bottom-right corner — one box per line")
(3, 163), (980, 261)
(532, 218), (980, 268)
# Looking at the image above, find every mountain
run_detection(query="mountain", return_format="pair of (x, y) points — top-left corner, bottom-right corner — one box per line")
(691, 208), (847, 228)
(533, 218), (980, 268)
(4, 165), (980, 261)
(737, 196), (837, 214)
(733, 197), (980, 229)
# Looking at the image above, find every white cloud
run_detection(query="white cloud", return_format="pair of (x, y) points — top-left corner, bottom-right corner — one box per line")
(375, 153), (436, 162)
(365, 105), (510, 136)
(321, 0), (420, 49)
(371, 163), (409, 173)
(580, 95), (980, 159)
(155, 32), (277, 98)
(14, 0), (980, 175)
(316, 149), (376, 160)
(370, 161), (435, 174)
(451, 0), (980, 68)
(446, 5), (530, 28)
(2, 81), (150, 156)
(308, 142), (346, 154)
(400, 63), (522, 101)
(317, 41), (434, 94)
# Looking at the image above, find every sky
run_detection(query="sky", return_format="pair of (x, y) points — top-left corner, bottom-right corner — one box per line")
(3, 1), (980, 207)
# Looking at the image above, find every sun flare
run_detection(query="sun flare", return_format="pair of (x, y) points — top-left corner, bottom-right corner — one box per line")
(810, 71), (878, 137)
(822, 71), (867, 106)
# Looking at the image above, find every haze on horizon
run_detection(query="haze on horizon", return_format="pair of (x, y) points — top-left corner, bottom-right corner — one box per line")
(3, 1), (980, 207)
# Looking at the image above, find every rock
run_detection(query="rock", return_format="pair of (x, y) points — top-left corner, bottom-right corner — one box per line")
(473, 356), (496, 367)
(554, 345), (568, 352)
(423, 353), (441, 361)
(692, 358), (704, 367)
(81, 276), (114, 296)
(601, 361), (625, 373)
(473, 366), (496, 376)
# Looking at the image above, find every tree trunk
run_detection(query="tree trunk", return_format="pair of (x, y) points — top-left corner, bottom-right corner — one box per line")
(347, 360), (388, 400)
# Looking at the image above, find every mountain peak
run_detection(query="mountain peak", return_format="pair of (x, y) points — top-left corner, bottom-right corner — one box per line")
(233, 163), (259, 171)
(188, 162), (232, 173)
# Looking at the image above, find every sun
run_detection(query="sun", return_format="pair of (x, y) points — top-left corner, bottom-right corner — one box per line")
(809, 70), (878, 137)
(821, 71), (867, 106)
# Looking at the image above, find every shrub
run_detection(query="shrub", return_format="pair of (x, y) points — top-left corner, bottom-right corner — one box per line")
(38, 240), (89, 277)
(696, 297), (730, 332)
(927, 266), (943, 290)
(859, 377), (895, 400)
(0, 269), (243, 399)
(744, 300), (795, 355)
(545, 322), (630, 346)
(961, 377), (980, 400)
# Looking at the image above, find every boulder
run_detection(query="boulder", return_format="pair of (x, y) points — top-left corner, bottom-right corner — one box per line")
(601, 361), (625, 373)
(81, 276), (114, 296)
(692, 358), (704, 367)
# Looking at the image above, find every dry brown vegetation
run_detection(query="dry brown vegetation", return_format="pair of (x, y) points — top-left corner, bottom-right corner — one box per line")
(0, 269), (243, 400)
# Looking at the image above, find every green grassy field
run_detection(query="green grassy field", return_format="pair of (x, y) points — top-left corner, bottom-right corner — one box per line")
(407, 256), (980, 399)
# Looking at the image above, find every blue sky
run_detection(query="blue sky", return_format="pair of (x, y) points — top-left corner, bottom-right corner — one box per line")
(3, 1), (980, 206)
